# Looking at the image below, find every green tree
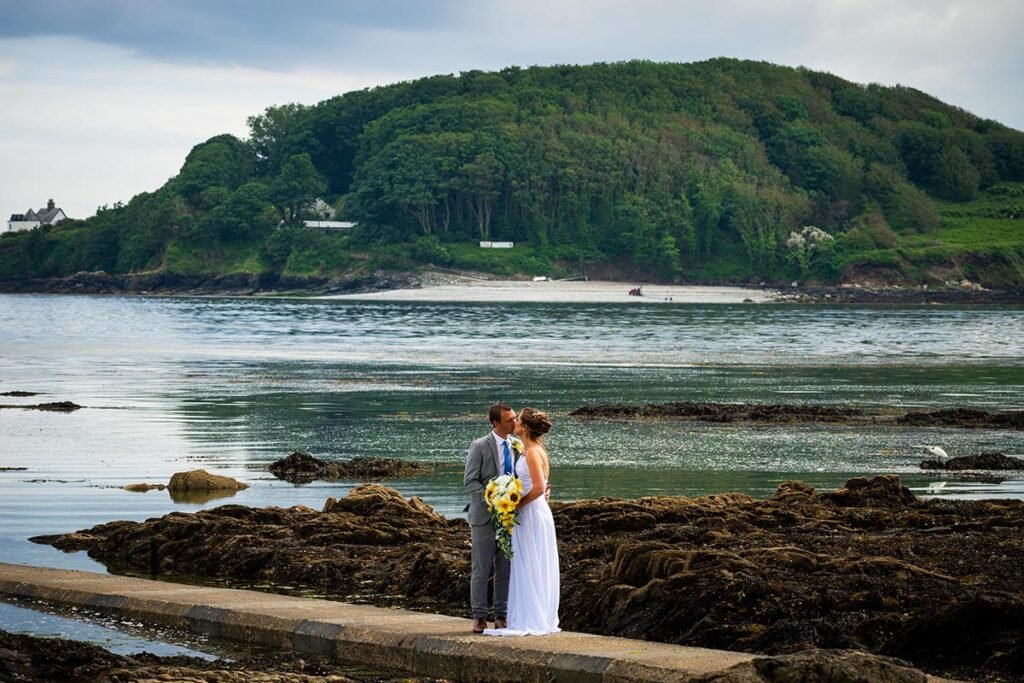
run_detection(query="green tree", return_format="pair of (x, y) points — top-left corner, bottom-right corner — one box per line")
(175, 134), (255, 205)
(271, 154), (327, 226)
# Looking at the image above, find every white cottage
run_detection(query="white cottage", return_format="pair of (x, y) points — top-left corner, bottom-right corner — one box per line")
(6, 199), (67, 233)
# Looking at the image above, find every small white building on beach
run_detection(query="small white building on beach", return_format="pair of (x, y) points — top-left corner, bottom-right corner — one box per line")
(6, 199), (67, 233)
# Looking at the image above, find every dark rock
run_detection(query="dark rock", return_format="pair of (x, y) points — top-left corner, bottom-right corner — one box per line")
(883, 593), (1024, 681)
(898, 408), (1024, 430)
(820, 475), (917, 508)
(0, 391), (38, 397)
(0, 627), (445, 682)
(0, 400), (82, 412)
(570, 402), (867, 423)
(269, 451), (434, 484)
(269, 451), (324, 483)
(32, 476), (1024, 681)
(920, 452), (1024, 471)
(691, 649), (928, 682)
(572, 401), (1024, 432)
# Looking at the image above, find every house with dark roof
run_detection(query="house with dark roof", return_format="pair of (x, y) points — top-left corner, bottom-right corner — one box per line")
(6, 199), (67, 233)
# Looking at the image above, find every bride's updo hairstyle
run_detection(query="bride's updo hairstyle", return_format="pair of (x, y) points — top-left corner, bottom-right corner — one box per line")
(519, 407), (553, 441)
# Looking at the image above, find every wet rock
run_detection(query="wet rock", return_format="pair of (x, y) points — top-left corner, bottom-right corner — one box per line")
(772, 480), (817, 501)
(691, 649), (928, 682)
(167, 469), (249, 492)
(0, 400), (83, 412)
(124, 483), (167, 492)
(920, 452), (1024, 471)
(897, 408), (1024, 430)
(0, 390), (38, 397)
(820, 475), (916, 508)
(570, 402), (867, 423)
(269, 451), (434, 483)
(883, 593), (1024, 681)
(0, 628), (443, 682)
(32, 475), (1024, 682)
(270, 451), (324, 482)
(571, 401), (1024, 431)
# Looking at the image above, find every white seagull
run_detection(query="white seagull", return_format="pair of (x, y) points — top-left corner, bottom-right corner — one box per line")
(922, 445), (949, 461)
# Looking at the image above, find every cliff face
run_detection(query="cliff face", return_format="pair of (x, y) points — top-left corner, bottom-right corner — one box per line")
(34, 477), (1024, 681)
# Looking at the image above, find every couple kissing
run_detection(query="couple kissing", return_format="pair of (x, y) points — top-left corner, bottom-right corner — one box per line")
(463, 403), (560, 636)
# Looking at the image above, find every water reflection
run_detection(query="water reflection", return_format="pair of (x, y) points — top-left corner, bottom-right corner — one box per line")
(0, 598), (220, 659)
(168, 488), (244, 505)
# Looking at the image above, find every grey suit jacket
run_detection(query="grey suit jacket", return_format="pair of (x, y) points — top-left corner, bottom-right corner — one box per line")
(464, 432), (515, 526)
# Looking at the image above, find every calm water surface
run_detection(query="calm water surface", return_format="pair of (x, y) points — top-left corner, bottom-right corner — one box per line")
(2, 293), (1023, 575)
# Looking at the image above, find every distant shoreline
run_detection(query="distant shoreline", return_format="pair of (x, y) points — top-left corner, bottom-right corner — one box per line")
(0, 269), (1021, 304)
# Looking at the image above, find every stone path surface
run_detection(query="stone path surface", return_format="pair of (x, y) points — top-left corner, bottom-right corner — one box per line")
(0, 562), (956, 682)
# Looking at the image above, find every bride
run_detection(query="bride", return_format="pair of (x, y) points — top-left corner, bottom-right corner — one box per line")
(485, 407), (560, 636)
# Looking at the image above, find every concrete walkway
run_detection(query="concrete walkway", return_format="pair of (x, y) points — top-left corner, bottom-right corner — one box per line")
(0, 562), (950, 682)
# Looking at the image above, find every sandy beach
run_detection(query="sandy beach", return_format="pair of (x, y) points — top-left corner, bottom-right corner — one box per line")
(320, 277), (780, 304)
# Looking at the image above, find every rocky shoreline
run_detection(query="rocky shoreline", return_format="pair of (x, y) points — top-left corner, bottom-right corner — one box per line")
(570, 402), (1024, 431)
(0, 270), (423, 297)
(781, 285), (1024, 305)
(31, 476), (1024, 682)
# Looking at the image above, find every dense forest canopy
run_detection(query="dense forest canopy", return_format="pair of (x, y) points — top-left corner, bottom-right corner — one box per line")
(4, 59), (1024, 285)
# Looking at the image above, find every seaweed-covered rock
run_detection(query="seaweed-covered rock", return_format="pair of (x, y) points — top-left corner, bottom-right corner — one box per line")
(897, 408), (1024, 430)
(570, 401), (1024, 431)
(570, 402), (866, 423)
(0, 628), (443, 682)
(921, 452), (1024, 471)
(0, 400), (82, 412)
(820, 475), (916, 507)
(690, 649), (928, 683)
(269, 451), (324, 482)
(32, 476), (1024, 681)
(269, 451), (433, 483)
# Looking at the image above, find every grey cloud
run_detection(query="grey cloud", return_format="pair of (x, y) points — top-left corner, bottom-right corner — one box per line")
(0, 0), (461, 67)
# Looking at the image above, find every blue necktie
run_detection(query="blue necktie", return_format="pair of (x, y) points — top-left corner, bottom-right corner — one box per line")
(502, 440), (512, 475)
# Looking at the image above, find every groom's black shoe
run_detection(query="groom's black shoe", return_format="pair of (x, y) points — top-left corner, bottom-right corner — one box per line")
(494, 616), (507, 629)
(473, 618), (488, 634)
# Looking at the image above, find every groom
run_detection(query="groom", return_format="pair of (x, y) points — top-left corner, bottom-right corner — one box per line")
(464, 402), (518, 633)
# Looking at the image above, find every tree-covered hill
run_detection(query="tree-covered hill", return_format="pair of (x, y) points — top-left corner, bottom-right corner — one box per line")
(4, 59), (1024, 288)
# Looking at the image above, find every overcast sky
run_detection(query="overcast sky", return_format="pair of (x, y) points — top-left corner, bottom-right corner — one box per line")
(2, 0), (1021, 221)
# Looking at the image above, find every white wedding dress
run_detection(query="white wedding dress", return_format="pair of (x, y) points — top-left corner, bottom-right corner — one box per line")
(484, 455), (560, 636)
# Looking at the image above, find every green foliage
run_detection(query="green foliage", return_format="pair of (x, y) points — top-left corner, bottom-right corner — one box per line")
(257, 226), (353, 275)
(271, 154), (328, 225)
(174, 134), (256, 205)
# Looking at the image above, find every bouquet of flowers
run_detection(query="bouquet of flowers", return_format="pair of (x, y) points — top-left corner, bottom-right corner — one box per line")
(484, 473), (523, 559)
